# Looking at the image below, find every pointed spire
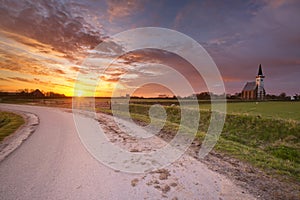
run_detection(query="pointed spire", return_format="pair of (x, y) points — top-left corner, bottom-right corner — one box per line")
(258, 64), (263, 76)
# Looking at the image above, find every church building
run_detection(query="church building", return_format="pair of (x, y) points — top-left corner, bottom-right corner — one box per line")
(241, 64), (266, 100)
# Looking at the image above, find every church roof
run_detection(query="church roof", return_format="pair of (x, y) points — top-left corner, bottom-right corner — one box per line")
(242, 81), (257, 91)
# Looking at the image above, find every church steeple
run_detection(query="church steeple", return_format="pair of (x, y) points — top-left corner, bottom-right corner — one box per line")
(257, 64), (265, 78)
(256, 64), (265, 100)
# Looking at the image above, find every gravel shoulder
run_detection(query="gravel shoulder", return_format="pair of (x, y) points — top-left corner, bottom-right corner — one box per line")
(139, 121), (300, 200)
(95, 112), (256, 200)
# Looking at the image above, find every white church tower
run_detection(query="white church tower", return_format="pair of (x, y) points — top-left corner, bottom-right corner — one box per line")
(256, 64), (265, 100)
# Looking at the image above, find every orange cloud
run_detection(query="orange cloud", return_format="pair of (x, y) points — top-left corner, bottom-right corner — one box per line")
(8, 77), (31, 83)
(53, 69), (66, 75)
(106, 0), (144, 22)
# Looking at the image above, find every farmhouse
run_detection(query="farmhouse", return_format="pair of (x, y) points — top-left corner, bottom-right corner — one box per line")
(30, 89), (45, 98)
(241, 64), (266, 100)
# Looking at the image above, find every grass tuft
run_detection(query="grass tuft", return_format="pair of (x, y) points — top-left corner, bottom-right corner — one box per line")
(0, 111), (25, 141)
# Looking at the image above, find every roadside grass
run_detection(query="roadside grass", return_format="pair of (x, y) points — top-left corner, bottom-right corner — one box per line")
(118, 104), (300, 182)
(0, 111), (25, 141)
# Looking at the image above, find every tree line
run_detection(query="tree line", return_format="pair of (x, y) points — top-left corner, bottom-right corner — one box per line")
(0, 89), (66, 98)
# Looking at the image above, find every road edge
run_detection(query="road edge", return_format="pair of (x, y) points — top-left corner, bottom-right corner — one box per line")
(0, 109), (39, 162)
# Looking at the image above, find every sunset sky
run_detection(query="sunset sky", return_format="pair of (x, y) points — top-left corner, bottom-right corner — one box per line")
(0, 0), (299, 97)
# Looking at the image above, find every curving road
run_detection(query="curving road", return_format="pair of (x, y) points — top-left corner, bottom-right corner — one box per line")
(0, 104), (255, 200)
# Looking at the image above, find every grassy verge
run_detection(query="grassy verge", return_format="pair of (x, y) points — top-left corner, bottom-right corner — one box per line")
(0, 111), (25, 141)
(216, 114), (299, 181)
(114, 104), (300, 182)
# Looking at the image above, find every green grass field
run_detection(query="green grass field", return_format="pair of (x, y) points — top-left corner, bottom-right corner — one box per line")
(129, 99), (300, 121)
(198, 101), (300, 121)
(0, 111), (25, 141)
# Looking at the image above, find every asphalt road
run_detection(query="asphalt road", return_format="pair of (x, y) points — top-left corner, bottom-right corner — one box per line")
(0, 104), (255, 200)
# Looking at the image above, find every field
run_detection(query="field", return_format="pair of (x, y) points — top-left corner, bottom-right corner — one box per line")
(1, 98), (299, 182)
(0, 111), (25, 141)
(126, 99), (300, 121)
(2, 98), (300, 121)
(199, 101), (300, 121)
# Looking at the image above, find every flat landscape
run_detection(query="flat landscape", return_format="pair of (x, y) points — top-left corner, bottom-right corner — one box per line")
(1, 1), (300, 199)
(1, 98), (299, 199)
(2, 99), (299, 175)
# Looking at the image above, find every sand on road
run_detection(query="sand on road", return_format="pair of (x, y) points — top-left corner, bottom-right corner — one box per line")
(0, 104), (255, 200)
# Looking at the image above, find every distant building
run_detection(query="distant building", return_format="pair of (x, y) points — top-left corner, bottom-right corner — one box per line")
(241, 64), (266, 100)
(46, 92), (65, 98)
(158, 94), (168, 98)
(30, 89), (45, 98)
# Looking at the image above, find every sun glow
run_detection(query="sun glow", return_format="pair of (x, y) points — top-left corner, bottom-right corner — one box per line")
(76, 90), (84, 97)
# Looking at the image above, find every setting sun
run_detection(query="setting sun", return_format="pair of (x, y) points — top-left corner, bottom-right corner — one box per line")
(76, 91), (83, 97)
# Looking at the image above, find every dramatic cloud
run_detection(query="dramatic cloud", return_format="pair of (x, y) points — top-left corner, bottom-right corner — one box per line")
(0, 0), (103, 60)
(0, 0), (107, 95)
(0, 0), (299, 96)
